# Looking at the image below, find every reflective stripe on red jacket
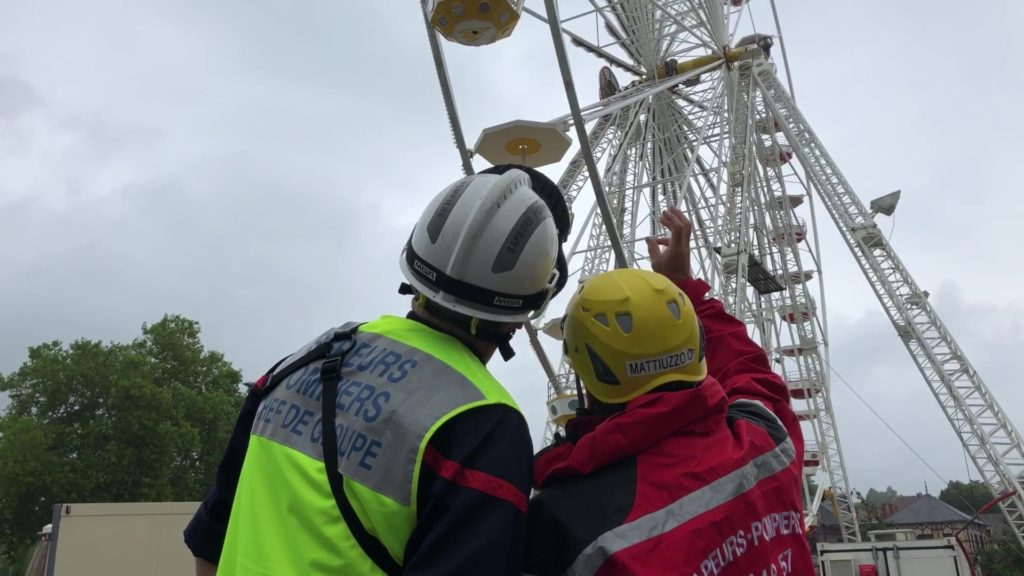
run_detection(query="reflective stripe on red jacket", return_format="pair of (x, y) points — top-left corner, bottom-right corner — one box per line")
(523, 278), (814, 576)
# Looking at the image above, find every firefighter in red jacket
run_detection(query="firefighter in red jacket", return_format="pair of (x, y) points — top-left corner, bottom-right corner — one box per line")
(524, 207), (815, 576)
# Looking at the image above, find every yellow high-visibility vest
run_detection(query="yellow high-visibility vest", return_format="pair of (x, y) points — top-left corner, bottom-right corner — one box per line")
(217, 315), (520, 575)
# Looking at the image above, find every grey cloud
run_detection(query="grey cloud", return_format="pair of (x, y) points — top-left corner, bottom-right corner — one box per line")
(2, 0), (1022, 494)
(0, 76), (41, 119)
(824, 283), (1024, 494)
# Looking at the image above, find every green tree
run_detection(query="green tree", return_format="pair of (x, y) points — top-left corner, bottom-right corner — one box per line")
(855, 486), (898, 523)
(864, 486), (898, 506)
(977, 536), (1024, 575)
(0, 315), (243, 560)
(939, 480), (994, 515)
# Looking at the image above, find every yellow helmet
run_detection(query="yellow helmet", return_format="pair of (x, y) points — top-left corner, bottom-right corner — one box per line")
(562, 268), (707, 404)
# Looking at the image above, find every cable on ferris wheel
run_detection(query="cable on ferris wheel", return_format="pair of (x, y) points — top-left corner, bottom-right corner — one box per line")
(421, 0), (1024, 551)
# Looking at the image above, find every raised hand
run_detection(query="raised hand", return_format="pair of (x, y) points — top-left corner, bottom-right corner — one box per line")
(644, 207), (692, 282)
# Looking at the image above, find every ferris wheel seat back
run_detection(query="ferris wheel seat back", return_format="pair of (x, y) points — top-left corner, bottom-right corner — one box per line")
(760, 143), (793, 168)
(776, 338), (818, 358)
(769, 217), (807, 244)
(787, 377), (822, 399)
(803, 446), (821, 474)
(795, 408), (817, 422)
(429, 0), (523, 46)
(777, 298), (816, 324)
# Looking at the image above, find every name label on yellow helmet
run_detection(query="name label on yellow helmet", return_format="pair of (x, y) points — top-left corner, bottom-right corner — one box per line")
(626, 349), (696, 377)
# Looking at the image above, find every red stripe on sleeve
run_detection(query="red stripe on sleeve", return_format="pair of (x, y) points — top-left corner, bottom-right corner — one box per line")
(422, 446), (528, 513)
(253, 374), (269, 390)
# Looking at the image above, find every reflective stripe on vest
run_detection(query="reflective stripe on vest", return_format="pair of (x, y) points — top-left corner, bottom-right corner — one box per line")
(218, 316), (520, 574)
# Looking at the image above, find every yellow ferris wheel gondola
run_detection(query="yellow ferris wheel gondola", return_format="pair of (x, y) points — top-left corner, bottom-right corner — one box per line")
(428, 0), (526, 46)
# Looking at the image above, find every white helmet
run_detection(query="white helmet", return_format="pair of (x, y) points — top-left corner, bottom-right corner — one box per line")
(400, 169), (561, 323)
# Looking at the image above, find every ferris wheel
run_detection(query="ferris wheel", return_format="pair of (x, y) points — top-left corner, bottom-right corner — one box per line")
(419, 0), (1024, 549)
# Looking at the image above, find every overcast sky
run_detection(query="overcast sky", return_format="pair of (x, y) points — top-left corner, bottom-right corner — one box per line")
(2, 0), (1022, 498)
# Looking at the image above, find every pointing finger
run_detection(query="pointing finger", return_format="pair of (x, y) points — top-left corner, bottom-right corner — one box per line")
(661, 211), (686, 249)
(645, 236), (661, 261)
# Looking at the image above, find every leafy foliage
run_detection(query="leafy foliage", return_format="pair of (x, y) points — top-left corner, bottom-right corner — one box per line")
(977, 536), (1024, 575)
(855, 486), (899, 522)
(0, 315), (243, 560)
(863, 486), (898, 506)
(939, 479), (994, 515)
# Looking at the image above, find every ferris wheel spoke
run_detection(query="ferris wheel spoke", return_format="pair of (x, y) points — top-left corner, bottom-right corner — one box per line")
(523, 6), (646, 77)
(543, 0), (629, 269)
(557, 111), (623, 210)
(725, 1), (749, 45)
(648, 0), (721, 56)
(695, 0), (729, 47)
(551, 61), (720, 128)
(587, 0), (644, 64)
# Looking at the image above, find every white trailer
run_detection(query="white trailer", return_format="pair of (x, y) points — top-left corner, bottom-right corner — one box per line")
(817, 534), (974, 576)
(24, 502), (199, 576)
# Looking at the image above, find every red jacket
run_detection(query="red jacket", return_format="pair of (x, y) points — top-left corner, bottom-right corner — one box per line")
(523, 278), (814, 576)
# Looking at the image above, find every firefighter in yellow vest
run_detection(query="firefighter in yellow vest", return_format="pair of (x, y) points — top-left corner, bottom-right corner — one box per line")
(184, 166), (570, 575)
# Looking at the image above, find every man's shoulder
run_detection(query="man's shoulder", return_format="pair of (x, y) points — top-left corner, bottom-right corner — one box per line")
(526, 456), (638, 575)
(532, 453), (636, 514)
(431, 403), (530, 453)
(427, 404), (532, 474)
(726, 398), (790, 444)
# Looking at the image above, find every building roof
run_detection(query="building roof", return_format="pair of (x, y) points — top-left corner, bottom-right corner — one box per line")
(892, 495), (916, 512)
(884, 494), (982, 526)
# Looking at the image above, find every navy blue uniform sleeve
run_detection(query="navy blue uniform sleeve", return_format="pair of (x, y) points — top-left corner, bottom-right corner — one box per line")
(183, 386), (261, 564)
(404, 404), (533, 576)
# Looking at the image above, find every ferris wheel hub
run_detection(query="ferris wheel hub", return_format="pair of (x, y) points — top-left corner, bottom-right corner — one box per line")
(474, 119), (571, 167)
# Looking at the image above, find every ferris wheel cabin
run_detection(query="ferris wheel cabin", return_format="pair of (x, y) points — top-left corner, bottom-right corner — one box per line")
(777, 298), (817, 324)
(547, 393), (581, 428)
(428, 0), (524, 46)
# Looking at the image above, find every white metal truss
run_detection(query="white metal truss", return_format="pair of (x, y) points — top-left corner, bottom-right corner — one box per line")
(743, 64), (860, 541)
(754, 60), (1024, 549)
(421, 0), (1024, 551)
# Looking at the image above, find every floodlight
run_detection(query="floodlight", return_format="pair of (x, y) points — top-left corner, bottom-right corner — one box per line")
(870, 190), (901, 217)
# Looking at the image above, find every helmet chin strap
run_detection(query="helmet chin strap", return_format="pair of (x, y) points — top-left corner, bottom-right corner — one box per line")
(398, 283), (518, 362)
(464, 310), (518, 362)
(574, 374), (593, 418)
(495, 336), (516, 362)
